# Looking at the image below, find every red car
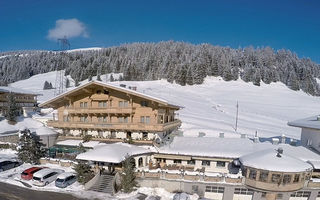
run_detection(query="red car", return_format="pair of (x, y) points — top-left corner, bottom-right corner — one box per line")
(21, 167), (45, 180)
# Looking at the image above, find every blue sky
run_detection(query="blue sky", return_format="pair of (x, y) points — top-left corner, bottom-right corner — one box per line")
(1, 0), (320, 63)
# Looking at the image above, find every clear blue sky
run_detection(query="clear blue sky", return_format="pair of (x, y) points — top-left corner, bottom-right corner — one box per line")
(1, 0), (320, 63)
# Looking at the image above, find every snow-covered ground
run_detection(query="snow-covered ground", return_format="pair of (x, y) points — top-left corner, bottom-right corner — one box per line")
(9, 71), (320, 139)
(0, 149), (189, 200)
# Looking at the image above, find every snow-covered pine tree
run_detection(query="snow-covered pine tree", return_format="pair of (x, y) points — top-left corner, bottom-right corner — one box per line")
(73, 162), (94, 184)
(253, 69), (261, 86)
(65, 78), (70, 88)
(121, 155), (137, 193)
(17, 129), (46, 164)
(97, 73), (102, 81)
(287, 71), (300, 91)
(5, 92), (20, 122)
(222, 67), (233, 81)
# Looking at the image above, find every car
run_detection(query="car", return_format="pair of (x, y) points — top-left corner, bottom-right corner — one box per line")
(0, 159), (21, 172)
(55, 172), (77, 188)
(32, 168), (64, 187)
(21, 167), (46, 180)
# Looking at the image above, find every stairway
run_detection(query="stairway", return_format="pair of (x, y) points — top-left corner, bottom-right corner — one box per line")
(89, 174), (114, 194)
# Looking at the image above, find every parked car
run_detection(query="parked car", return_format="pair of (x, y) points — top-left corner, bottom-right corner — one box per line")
(55, 172), (77, 188)
(0, 159), (21, 172)
(21, 167), (46, 180)
(32, 168), (64, 187)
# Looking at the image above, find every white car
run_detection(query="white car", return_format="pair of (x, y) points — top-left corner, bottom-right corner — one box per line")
(32, 168), (64, 187)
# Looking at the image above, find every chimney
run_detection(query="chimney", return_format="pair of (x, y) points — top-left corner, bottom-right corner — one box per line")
(253, 136), (259, 143)
(281, 134), (286, 144)
(219, 132), (224, 138)
(272, 138), (279, 145)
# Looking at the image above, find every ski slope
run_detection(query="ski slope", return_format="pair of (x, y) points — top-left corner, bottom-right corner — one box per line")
(10, 71), (320, 139)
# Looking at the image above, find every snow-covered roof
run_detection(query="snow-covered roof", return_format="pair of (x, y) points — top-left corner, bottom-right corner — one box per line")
(30, 126), (58, 136)
(76, 142), (154, 163)
(55, 140), (101, 148)
(33, 168), (64, 178)
(158, 136), (320, 162)
(307, 160), (320, 169)
(0, 86), (39, 95)
(39, 81), (181, 109)
(239, 148), (313, 172)
(288, 115), (320, 130)
(56, 172), (75, 179)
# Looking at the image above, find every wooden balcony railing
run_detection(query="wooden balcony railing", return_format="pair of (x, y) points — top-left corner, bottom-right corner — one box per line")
(65, 107), (135, 115)
(47, 119), (181, 132)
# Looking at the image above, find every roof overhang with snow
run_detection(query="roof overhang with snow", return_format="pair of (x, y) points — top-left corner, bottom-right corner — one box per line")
(76, 142), (154, 163)
(0, 86), (40, 96)
(288, 115), (320, 130)
(39, 81), (181, 109)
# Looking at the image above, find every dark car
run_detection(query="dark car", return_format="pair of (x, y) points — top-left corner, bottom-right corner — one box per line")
(0, 160), (20, 172)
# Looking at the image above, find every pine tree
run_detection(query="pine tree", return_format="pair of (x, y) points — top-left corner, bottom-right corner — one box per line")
(288, 71), (300, 91)
(73, 162), (94, 184)
(222, 67), (233, 81)
(97, 74), (102, 81)
(75, 79), (80, 87)
(65, 78), (70, 88)
(88, 75), (92, 81)
(17, 129), (46, 164)
(5, 93), (20, 122)
(121, 155), (137, 193)
(119, 75), (124, 81)
(253, 69), (261, 86)
(110, 74), (115, 82)
(43, 81), (52, 90)
(186, 67), (194, 85)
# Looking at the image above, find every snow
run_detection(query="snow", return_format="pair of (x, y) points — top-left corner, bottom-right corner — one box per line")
(56, 140), (101, 148)
(239, 148), (313, 172)
(7, 71), (320, 139)
(66, 47), (103, 53)
(0, 117), (44, 133)
(76, 143), (154, 163)
(0, 86), (38, 95)
(288, 115), (320, 130)
(159, 136), (320, 164)
(30, 126), (58, 136)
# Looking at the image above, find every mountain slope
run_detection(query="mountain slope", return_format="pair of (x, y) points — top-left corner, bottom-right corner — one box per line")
(9, 71), (320, 140)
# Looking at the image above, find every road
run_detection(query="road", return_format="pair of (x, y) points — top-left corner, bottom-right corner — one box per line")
(0, 182), (89, 200)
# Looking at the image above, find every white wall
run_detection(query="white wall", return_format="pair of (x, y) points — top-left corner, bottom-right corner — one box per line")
(301, 128), (320, 152)
(70, 129), (81, 136)
(233, 194), (253, 200)
(204, 192), (223, 200)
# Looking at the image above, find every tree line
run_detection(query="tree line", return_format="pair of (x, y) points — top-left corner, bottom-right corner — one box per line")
(0, 41), (319, 95)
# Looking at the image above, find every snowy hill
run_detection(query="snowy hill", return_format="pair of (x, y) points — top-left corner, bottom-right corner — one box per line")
(9, 71), (320, 139)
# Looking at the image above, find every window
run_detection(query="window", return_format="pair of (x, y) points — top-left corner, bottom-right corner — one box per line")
(202, 160), (210, 166)
(141, 101), (148, 107)
(140, 116), (145, 123)
(141, 116), (150, 124)
(259, 171), (269, 182)
(145, 116), (150, 124)
(234, 188), (254, 195)
(290, 191), (311, 197)
(283, 174), (291, 185)
(174, 159), (182, 164)
(187, 160), (195, 165)
(64, 103), (70, 108)
(118, 117), (128, 123)
(98, 116), (107, 123)
(293, 174), (300, 183)
(249, 169), (257, 180)
(63, 115), (70, 122)
(271, 174), (281, 183)
(138, 157), (143, 167)
(80, 116), (88, 122)
(205, 186), (224, 193)
(119, 101), (129, 108)
(216, 161), (226, 168)
(98, 101), (107, 108)
(80, 102), (88, 108)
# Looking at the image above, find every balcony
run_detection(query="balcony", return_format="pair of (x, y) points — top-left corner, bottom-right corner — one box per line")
(244, 178), (305, 192)
(47, 119), (181, 132)
(65, 107), (135, 115)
